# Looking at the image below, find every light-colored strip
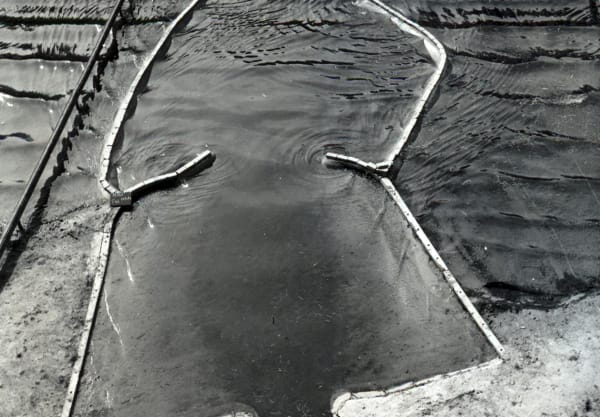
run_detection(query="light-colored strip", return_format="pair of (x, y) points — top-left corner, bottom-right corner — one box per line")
(61, 211), (116, 417)
(332, 357), (503, 415)
(381, 177), (505, 358)
(325, 152), (385, 175)
(123, 151), (214, 198)
(174, 150), (215, 177)
(385, 357), (503, 394)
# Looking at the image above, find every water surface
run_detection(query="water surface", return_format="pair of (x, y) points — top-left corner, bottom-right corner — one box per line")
(74, 1), (495, 416)
(392, 5), (600, 307)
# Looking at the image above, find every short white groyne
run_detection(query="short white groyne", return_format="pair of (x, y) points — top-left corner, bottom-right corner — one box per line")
(117, 150), (215, 207)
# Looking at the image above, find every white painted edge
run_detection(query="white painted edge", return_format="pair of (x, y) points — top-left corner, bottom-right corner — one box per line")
(61, 3), (204, 417)
(380, 177), (505, 358)
(60, 212), (116, 417)
(331, 358), (503, 415)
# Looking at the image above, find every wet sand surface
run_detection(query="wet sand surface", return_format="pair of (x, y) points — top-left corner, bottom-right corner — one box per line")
(72, 1), (494, 416)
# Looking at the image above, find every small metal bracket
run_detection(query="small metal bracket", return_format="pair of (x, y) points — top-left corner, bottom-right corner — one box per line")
(110, 191), (133, 208)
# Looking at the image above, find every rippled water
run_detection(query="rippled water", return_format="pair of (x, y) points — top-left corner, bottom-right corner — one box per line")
(1, 0), (599, 415)
(392, 9), (600, 308)
(388, 0), (597, 27)
(73, 1), (497, 416)
(0, 0), (215, 230)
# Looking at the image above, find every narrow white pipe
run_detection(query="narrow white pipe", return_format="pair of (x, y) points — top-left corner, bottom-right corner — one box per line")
(60, 211), (116, 417)
(381, 178), (506, 358)
(326, 0), (447, 170)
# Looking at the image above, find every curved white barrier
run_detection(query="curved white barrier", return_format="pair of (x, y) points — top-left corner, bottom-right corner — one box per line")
(329, 1), (505, 414)
(61, 3), (205, 417)
(326, 0), (447, 170)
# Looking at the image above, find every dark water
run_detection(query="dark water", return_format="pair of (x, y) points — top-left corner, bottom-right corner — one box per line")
(387, 0), (597, 27)
(0, 0), (191, 23)
(75, 1), (498, 416)
(391, 9), (600, 308)
(2, 0), (599, 415)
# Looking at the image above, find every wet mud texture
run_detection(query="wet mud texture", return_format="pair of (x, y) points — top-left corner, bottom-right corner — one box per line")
(73, 1), (494, 417)
(0, 203), (108, 417)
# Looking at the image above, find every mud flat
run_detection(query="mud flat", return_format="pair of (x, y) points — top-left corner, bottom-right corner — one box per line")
(0, 203), (106, 417)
